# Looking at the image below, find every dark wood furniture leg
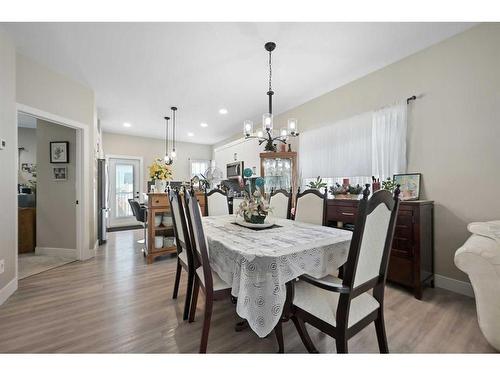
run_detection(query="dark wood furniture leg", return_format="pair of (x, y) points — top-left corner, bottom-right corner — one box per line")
(199, 296), (213, 353)
(291, 315), (319, 353)
(172, 261), (182, 299)
(374, 310), (389, 353)
(188, 278), (200, 323)
(183, 269), (194, 321)
(274, 321), (284, 353)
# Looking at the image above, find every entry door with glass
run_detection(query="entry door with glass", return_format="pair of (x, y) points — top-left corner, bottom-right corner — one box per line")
(108, 157), (142, 228)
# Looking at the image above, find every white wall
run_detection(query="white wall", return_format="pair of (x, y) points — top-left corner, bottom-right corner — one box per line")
(102, 132), (212, 192)
(36, 120), (77, 252)
(16, 53), (97, 252)
(214, 24), (500, 283)
(0, 31), (17, 303)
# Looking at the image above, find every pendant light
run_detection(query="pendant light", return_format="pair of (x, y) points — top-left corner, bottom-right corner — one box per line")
(170, 106), (177, 159)
(164, 116), (173, 165)
(243, 42), (299, 152)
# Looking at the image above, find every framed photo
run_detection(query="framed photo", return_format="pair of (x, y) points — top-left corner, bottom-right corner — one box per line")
(52, 166), (68, 181)
(50, 141), (69, 163)
(393, 173), (421, 201)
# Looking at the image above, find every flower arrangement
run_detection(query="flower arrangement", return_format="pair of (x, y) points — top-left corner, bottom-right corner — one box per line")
(235, 173), (272, 224)
(329, 183), (363, 198)
(148, 158), (173, 181)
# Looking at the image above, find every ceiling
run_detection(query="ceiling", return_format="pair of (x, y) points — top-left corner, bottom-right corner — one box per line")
(2, 22), (473, 145)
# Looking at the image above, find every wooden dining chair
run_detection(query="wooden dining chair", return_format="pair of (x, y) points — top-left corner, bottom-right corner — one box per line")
(183, 189), (232, 353)
(294, 188), (327, 225)
(169, 188), (196, 321)
(269, 188), (292, 219)
(289, 184), (401, 353)
(205, 188), (231, 216)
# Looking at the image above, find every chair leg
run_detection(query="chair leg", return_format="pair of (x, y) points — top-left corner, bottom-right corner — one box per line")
(172, 261), (182, 299)
(188, 278), (200, 323)
(183, 268), (195, 321)
(274, 321), (285, 353)
(374, 311), (389, 353)
(335, 331), (348, 354)
(291, 316), (319, 353)
(199, 296), (213, 353)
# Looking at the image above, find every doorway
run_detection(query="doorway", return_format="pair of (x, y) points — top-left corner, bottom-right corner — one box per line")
(107, 156), (143, 228)
(17, 113), (78, 279)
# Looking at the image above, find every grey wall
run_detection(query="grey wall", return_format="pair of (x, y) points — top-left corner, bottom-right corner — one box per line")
(35, 120), (77, 251)
(0, 31), (17, 297)
(102, 132), (213, 192)
(16, 54), (97, 251)
(215, 24), (500, 282)
(18, 127), (37, 186)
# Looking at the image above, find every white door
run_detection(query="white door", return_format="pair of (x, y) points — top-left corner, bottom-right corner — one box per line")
(108, 157), (142, 227)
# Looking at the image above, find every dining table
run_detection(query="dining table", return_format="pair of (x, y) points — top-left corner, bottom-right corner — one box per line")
(202, 215), (353, 338)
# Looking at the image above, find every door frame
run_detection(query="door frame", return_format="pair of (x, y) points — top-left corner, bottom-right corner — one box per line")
(15, 103), (92, 279)
(105, 154), (144, 228)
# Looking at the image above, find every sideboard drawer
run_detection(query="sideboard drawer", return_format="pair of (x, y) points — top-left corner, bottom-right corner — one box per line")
(150, 194), (168, 207)
(387, 255), (414, 287)
(327, 205), (358, 223)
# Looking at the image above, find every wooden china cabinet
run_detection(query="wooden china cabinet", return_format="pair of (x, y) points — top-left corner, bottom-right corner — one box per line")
(260, 151), (297, 199)
(144, 191), (206, 264)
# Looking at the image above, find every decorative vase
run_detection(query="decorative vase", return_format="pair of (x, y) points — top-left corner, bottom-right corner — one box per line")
(244, 213), (267, 224)
(155, 179), (167, 193)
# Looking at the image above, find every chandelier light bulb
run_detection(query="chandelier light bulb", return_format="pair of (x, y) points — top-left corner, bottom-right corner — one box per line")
(280, 128), (288, 137)
(171, 149), (176, 158)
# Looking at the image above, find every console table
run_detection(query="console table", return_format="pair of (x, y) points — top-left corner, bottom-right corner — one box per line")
(326, 198), (434, 299)
(144, 191), (206, 264)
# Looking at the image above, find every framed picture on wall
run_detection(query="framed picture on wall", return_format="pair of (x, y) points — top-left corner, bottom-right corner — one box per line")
(50, 141), (69, 163)
(53, 166), (68, 181)
(393, 173), (421, 201)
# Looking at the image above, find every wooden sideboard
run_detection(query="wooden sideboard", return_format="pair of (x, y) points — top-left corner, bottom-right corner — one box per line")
(326, 198), (434, 299)
(144, 191), (206, 264)
(19, 207), (36, 253)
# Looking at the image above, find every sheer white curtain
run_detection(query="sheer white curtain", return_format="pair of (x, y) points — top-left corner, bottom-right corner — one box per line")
(299, 102), (407, 185)
(299, 112), (372, 180)
(371, 102), (407, 180)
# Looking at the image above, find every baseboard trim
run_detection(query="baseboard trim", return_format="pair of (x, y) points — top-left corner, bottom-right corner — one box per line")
(434, 274), (474, 298)
(0, 277), (18, 306)
(35, 247), (78, 258)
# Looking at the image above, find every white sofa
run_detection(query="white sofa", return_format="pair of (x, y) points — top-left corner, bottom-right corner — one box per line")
(455, 231), (500, 351)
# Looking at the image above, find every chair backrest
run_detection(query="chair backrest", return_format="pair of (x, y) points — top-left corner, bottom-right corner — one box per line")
(342, 185), (401, 294)
(269, 188), (292, 219)
(168, 189), (194, 268)
(294, 188), (327, 225)
(128, 199), (145, 223)
(205, 188), (230, 216)
(184, 189), (214, 291)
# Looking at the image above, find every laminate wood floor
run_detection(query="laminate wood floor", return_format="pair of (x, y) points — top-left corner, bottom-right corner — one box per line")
(0, 229), (495, 353)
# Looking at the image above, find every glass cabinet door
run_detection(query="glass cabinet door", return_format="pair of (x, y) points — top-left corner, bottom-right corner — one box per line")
(262, 157), (292, 194)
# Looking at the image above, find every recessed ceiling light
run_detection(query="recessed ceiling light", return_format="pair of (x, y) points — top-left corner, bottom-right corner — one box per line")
(219, 108), (228, 115)
(123, 122), (131, 128)
(200, 122), (208, 128)
(187, 132), (194, 137)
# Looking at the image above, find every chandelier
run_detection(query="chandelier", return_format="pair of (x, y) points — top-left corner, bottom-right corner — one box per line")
(243, 42), (299, 152)
(164, 106), (178, 165)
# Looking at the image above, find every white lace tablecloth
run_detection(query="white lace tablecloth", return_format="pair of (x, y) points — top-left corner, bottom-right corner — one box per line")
(203, 215), (352, 337)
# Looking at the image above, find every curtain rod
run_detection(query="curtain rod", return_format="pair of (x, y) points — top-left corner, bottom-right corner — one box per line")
(406, 95), (417, 104)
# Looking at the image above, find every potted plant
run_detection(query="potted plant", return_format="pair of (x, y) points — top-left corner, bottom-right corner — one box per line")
(235, 176), (272, 224)
(307, 176), (327, 190)
(148, 158), (173, 192)
(382, 177), (397, 193)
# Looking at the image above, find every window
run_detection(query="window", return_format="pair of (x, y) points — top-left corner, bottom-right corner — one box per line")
(190, 159), (211, 178)
(299, 103), (407, 189)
